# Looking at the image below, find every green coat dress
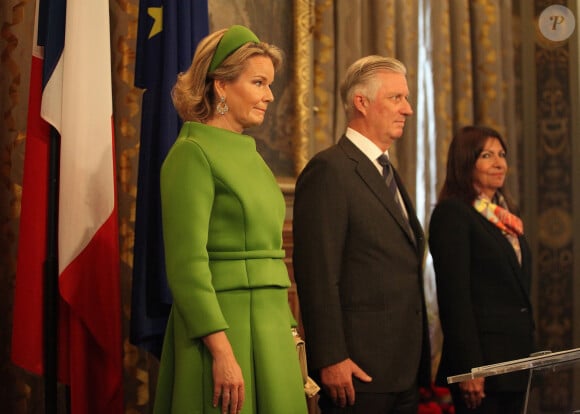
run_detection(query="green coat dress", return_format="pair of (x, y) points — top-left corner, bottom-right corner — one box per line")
(153, 122), (307, 414)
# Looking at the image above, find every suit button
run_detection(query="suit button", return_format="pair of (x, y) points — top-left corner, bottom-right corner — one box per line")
(520, 307), (529, 313)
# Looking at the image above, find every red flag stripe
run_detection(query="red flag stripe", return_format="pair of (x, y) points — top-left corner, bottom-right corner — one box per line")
(11, 52), (49, 375)
(12, 1), (123, 412)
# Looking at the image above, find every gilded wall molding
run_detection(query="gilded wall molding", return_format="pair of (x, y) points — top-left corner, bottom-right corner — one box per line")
(533, 1), (575, 410)
(292, 0), (314, 174)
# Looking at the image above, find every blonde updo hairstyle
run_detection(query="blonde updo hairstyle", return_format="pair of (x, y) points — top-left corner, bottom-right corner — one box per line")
(172, 29), (283, 123)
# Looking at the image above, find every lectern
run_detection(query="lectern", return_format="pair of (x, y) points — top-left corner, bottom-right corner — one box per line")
(447, 348), (580, 413)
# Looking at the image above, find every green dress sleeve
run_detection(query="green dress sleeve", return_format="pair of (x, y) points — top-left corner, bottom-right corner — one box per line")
(160, 137), (229, 339)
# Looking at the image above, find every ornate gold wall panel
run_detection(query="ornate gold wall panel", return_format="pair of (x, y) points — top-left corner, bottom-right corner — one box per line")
(292, 0), (314, 174)
(532, 0), (575, 411)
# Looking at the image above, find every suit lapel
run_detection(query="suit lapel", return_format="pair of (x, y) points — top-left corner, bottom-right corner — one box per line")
(474, 210), (531, 304)
(393, 167), (425, 251)
(338, 137), (420, 248)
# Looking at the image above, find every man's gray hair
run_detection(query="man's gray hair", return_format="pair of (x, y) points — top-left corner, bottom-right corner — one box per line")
(340, 55), (407, 119)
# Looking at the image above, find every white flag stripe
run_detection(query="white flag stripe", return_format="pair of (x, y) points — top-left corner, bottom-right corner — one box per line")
(40, 57), (63, 127)
(51, 0), (115, 273)
(31, 0), (43, 59)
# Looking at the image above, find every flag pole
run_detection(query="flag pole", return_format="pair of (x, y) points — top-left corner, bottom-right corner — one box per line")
(44, 126), (60, 414)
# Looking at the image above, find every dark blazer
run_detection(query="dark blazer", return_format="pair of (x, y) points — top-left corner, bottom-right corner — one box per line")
(293, 136), (431, 393)
(428, 197), (535, 392)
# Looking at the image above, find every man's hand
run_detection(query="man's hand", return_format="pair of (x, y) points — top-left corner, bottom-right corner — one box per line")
(320, 358), (372, 407)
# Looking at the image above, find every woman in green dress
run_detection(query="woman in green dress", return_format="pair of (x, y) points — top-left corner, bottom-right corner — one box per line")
(153, 25), (308, 414)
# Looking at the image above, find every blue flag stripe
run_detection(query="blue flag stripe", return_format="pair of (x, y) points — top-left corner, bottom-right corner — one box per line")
(38, 0), (66, 91)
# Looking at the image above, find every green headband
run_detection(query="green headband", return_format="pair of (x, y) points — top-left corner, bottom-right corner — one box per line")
(209, 25), (260, 73)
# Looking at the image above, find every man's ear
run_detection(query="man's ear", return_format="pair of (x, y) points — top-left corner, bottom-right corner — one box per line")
(353, 94), (368, 114)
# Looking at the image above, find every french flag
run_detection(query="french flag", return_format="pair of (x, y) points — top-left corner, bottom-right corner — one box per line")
(11, 0), (123, 412)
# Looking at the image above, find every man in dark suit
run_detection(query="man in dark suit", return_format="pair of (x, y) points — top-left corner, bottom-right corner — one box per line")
(293, 55), (431, 414)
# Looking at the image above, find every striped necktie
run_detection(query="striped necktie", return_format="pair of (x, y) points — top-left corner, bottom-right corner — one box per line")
(378, 154), (402, 207)
(378, 154), (415, 243)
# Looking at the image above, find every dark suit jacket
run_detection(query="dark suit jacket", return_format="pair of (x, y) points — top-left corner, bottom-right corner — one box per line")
(293, 136), (431, 393)
(428, 197), (535, 392)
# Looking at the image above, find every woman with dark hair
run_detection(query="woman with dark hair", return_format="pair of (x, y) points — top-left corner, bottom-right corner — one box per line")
(429, 125), (535, 413)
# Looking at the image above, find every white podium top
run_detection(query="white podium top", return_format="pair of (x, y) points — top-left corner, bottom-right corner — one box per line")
(447, 347), (580, 384)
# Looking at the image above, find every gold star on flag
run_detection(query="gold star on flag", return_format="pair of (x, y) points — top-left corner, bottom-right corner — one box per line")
(148, 7), (163, 39)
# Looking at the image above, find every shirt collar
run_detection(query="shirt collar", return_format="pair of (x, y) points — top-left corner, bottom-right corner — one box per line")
(345, 127), (389, 162)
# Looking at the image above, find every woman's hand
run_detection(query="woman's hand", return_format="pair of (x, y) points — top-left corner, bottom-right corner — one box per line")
(459, 378), (485, 409)
(203, 331), (245, 414)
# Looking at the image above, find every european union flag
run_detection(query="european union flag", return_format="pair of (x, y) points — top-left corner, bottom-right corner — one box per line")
(131, 0), (208, 358)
